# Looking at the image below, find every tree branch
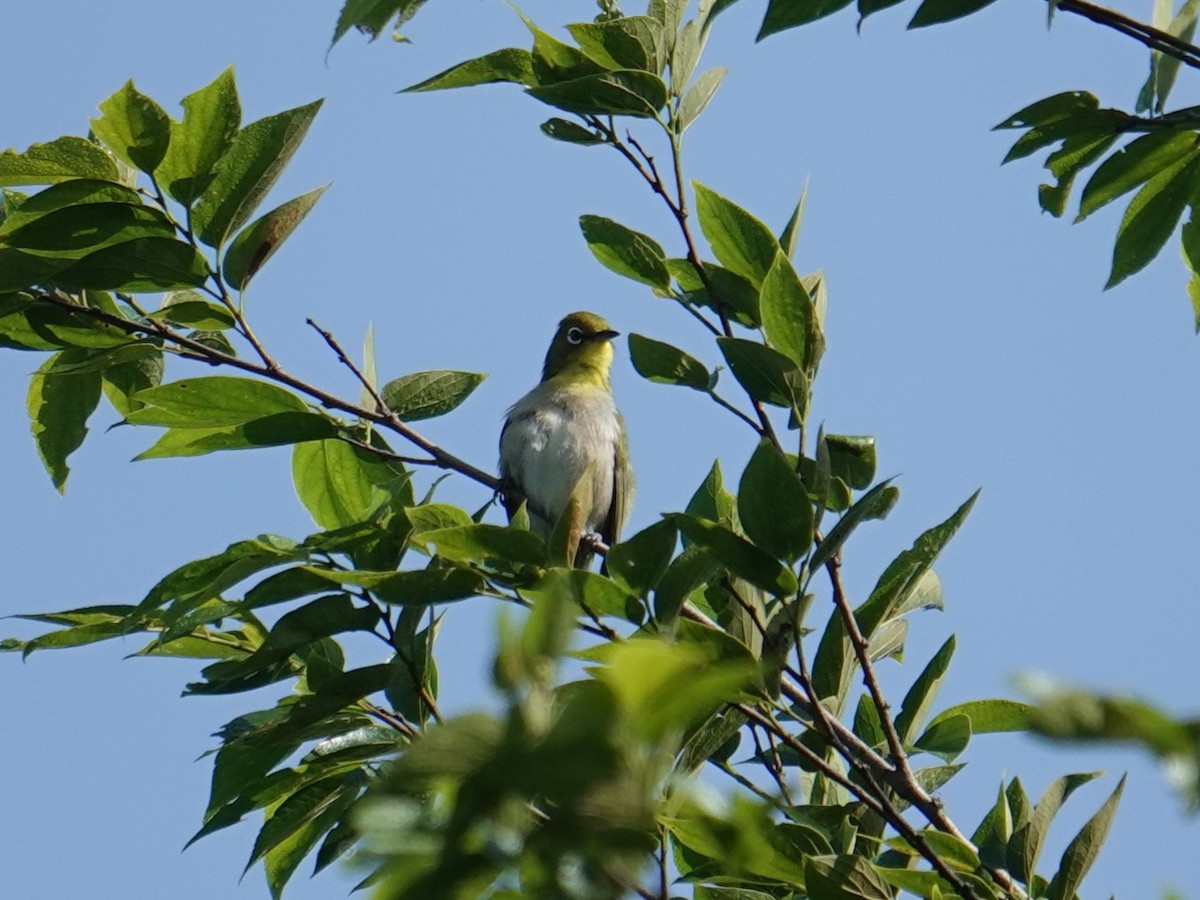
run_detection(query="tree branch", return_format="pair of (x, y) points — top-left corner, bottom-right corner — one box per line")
(31, 290), (502, 492)
(1056, 0), (1200, 71)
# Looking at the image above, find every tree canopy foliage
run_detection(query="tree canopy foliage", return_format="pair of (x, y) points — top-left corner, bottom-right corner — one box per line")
(5, 1), (1200, 898)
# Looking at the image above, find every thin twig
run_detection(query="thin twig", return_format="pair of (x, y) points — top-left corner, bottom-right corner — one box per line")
(736, 703), (981, 900)
(307, 317), (387, 414)
(707, 389), (764, 434)
(33, 290), (503, 491)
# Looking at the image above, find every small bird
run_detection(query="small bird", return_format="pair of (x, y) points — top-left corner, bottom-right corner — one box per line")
(499, 311), (633, 568)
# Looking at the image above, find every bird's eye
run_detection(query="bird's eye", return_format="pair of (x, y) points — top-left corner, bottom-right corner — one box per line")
(566, 326), (584, 345)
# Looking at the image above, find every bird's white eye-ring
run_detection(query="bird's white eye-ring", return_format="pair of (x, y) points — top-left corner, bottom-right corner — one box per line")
(566, 326), (584, 345)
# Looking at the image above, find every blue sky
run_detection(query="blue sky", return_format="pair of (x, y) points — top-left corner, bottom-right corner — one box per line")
(4, 1), (1199, 897)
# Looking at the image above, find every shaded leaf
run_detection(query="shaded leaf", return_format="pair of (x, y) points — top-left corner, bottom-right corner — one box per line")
(1079, 129), (1198, 221)
(673, 514), (798, 596)
(129, 376), (306, 427)
(628, 332), (710, 389)
(403, 48), (535, 91)
(193, 100), (323, 247)
(157, 68), (241, 206)
(1106, 150), (1200, 288)
(540, 118), (605, 145)
(133, 413), (337, 459)
(0, 136), (119, 186)
(737, 439), (812, 562)
(89, 80), (171, 173)
(27, 350), (102, 492)
(528, 69), (668, 118)
(1045, 776), (1125, 900)
(223, 184), (329, 290)
(579, 214), (670, 289)
(716, 336), (808, 411)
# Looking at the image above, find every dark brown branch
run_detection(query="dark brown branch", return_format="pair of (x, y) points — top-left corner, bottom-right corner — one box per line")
(33, 290), (502, 492)
(1056, 0), (1200, 71)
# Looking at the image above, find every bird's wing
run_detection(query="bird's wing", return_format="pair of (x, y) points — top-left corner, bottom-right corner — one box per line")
(497, 413), (528, 517)
(599, 411), (633, 548)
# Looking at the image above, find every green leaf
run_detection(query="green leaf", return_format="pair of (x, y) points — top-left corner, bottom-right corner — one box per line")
(245, 773), (361, 874)
(157, 68), (241, 206)
(669, 260), (762, 327)
(1008, 772), (1102, 882)
(716, 337), (808, 411)
(693, 182), (780, 287)
(369, 566), (485, 606)
(913, 713), (971, 761)
(333, 0), (427, 46)
(0, 179), (143, 235)
(908, 0), (1002, 27)
(89, 80), (171, 173)
(809, 480), (899, 572)
(403, 48), (535, 91)
(133, 414), (337, 459)
(567, 16), (662, 72)
(157, 292), (237, 330)
(529, 567), (641, 622)
(1079, 130), (1199, 221)
(607, 517), (678, 598)
(628, 333), (710, 389)
(779, 182), (809, 260)
(50, 236), (209, 292)
(579, 214), (670, 289)
(528, 70), (668, 118)
(1038, 131), (1119, 218)
(895, 636), (956, 743)
(760, 252), (823, 375)
(0, 136), (119, 186)
(737, 439), (813, 562)
(0, 202), (175, 257)
(222, 184), (329, 290)
(135, 535), (303, 617)
(19, 620), (129, 658)
(926, 699), (1033, 735)
(263, 779), (361, 900)
(27, 350), (103, 492)
(405, 503), (474, 534)
(804, 854), (892, 899)
(758, 0), (855, 37)
(594, 637), (757, 741)
(826, 434), (877, 489)
(128, 376), (307, 427)
(421, 524), (547, 566)
(678, 66), (726, 131)
(1106, 150), (1200, 288)
(380, 370), (486, 421)
(208, 595), (379, 681)
(293, 439), (407, 530)
(1045, 776), (1125, 900)
(972, 782), (1013, 870)
(856, 490), (979, 637)
(653, 543), (720, 622)
(685, 459), (736, 528)
(540, 118), (605, 145)
(102, 347), (164, 416)
(673, 514), (798, 596)
(192, 99), (323, 248)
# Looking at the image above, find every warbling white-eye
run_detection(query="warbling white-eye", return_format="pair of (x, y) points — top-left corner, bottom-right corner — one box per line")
(499, 311), (633, 568)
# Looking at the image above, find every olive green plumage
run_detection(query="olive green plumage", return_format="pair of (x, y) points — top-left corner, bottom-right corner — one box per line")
(499, 312), (633, 568)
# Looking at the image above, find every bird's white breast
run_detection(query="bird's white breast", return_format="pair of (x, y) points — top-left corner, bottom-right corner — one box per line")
(500, 383), (621, 535)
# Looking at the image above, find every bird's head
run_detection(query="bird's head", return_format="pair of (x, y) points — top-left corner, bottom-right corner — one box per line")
(541, 311), (621, 385)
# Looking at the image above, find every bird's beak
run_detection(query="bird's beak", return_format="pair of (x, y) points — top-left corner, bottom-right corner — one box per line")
(595, 329), (620, 342)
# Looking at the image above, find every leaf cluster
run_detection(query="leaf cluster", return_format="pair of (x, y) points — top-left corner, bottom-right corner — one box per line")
(2, 5), (1154, 899)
